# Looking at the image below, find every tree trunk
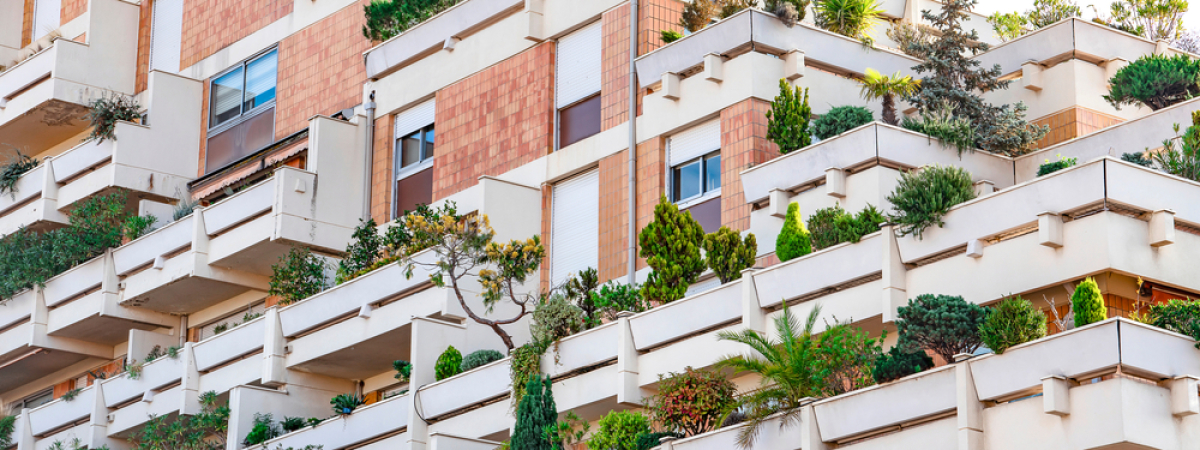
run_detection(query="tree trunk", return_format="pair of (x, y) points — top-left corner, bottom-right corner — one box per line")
(882, 94), (898, 125)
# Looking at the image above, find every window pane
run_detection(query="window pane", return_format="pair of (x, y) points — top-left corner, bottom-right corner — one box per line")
(558, 95), (602, 148)
(396, 167), (434, 218)
(705, 154), (721, 192)
(209, 67), (244, 127)
(423, 126), (436, 161)
(686, 197), (722, 234)
(244, 50), (277, 111)
(24, 391), (53, 409)
(399, 131), (422, 169)
(205, 106), (275, 173)
(673, 161), (701, 201)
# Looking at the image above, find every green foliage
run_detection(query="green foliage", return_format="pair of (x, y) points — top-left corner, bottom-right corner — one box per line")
(807, 204), (885, 250)
(886, 165), (976, 239)
(588, 411), (652, 450)
(84, 93), (142, 143)
(812, 106), (873, 140)
(872, 335), (934, 383)
(987, 0), (1082, 41)
(1147, 298), (1200, 347)
(336, 219), (382, 284)
(887, 21), (934, 58)
(765, 0), (810, 26)
(1152, 111), (1200, 182)
(719, 0), (756, 18)
(531, 295), (586, 344)
(1106, 0), (1188, 41)
(132, 391), (229, 450)
(648, 367), (737, 436)
(543, 411), (590, 450)
(330, 393), (363, 415)
(173, 195), (199, 221)
(268, 246), (329, 306)
(61, 388), (82, 401)
(1106, 54), (1200, 111)
(0, 191), (139, 301)
(1037, 154), (1078, 176)
(1071, 277), (1106, 327)
(1122, 151), (1154, 167)
(679, 0), (717, 32)
(776, 203), (813, 262)
(0, 150), (39, 199)
(638, 196), (706, 304)
(361, 0), (462, 41)
(702, 226), (757, 284)
(979, 296), (1047, 354)
(306, 418), (323, 428)
(976, 102), (1049, 156)
(562, 268), (600, 325)
(243, 413), (282, 446)
(585, 281), (649, 327)
(460, 349), (505, 372)
(280, 416), (307, 433)
(393, 360), (412, 381)
(766, 80), (813, 154)
(435, 346), (464, 381)
(897, 294), (988, 362)
(0, 415), (15, 448)
(859, 69), (920, 125)
(339, 203), (459, 284)
(122, 214), (157, 241)
(46, 438), (109, 450)
(813, 0), (884, 42)
(661, 30), (683, 43)
(901, 103), (978, 156)
(634, 432), (684, 450)
(512, 375), (556, 450)
(510, 341), (549, 408)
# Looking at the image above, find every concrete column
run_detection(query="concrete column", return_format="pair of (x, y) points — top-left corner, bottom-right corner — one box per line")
(262, 307), (288, 386)
(28, 287), (49, 348)
(1042, 375), (1071, 416)
(704, 53), (724, 83)
(956, 363), (984, 450)
(1171, 375), (1200, 416)
(741, 268), (767, 334)
(1038, 212), (1064, 248)
(1149, 209), (1176, 247)
(825, 168), (846, 198)
(617, 311), (643, 405)
(86, 379), (110, 449)
(662, 73), (682, 101)
(191, 206), (210, 263)
(15, 408), (33, 450)
(407, 318), (467, 450)
(881, 224), (907, 323)
(800, 402), (828, 450)
(784, 50), (805, 80)
(180, 342), (202, 414)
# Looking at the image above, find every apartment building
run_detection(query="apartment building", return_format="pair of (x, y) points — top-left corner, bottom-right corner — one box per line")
(2, 0), (1200, 449)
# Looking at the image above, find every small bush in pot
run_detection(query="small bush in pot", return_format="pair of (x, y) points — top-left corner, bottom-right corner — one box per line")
(1146, 299), (1200, 347)
(460, 349), (504, 372)
(269, 246), (329, 306)
(0, 151), (39, 200)
(766, 79), (813, 154)
(330, 393), (363, 415)
(280, 416), (307, 433)
(243, 413), (281, 446)
(84, 93), (142, 143)
(531, 295), (586, 344)
(1071, 277), (1106, 327)
(434, 346), (463, 381)
(648, 367), (737, 436)
(812, 106), (873, 140)
(886, 165), (976, 239)
(872, 335), (934, 383)
(1105, 53), (1200, 111)
(979, 296), (1046, 354)
(393, 360), (412, 382)
(1036, 154), (1078, 177)
(638, 196), (706, 304)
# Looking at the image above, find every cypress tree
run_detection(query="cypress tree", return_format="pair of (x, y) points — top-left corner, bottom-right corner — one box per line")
(639, 196), (706, 304)
(776, 203), (813, 262)
(512, 375), (557, 450)
(1072, 277), (1106, 327)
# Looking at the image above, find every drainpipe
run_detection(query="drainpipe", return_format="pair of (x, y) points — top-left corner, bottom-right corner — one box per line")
(363, 91), (377, 221)
(627, 0), (639, 285)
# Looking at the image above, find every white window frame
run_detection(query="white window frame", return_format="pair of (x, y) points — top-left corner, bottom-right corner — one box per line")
(670, 151), (722, 207)
(391, 100), (437, 219)
(554, 21), (602, 151)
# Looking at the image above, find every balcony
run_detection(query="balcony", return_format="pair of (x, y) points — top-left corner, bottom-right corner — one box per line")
(0, 0), (138, 153)
(0, 70), (202, 238)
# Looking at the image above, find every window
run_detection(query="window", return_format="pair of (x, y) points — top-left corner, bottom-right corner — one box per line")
(671, 152), (721, 202)
(556, 22), (602, 149)
(149, 0), (184, 73)
(16, 389), (53, 410)
(668, 120), (722, 232)
(195, 301), (266, 341)
(204, 49), (278, 173)
(392, 99), (437, 218)
(550, 169), (599, 286)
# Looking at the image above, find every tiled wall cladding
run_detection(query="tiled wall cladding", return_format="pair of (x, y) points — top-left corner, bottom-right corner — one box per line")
(179, 0), (292, 68)
(275, 1), (371, 139)
(598, 149), (630, 282)
(135, 0), (153, 92)
(720, 98), (779, 231)
(370, 114), (394, 224)
(62, 0), (86, 24)
(601, 3), (631, 131)
(432, 42), (556, 201)
(1033, 106), (1125, 149)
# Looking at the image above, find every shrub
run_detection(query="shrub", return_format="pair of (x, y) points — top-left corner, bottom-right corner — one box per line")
(886, 21), (934, 58)
(84, 93), (142, 143)
(766, 79), (813, 154)
(586, 282), (649, 327)
(897, 294), (989, 363)
(1037, 154), (1078, 176)
(544, 411), (590, 450)
(679, 0), (717, 32)
(460, 349), (504, 372)
(979, 296), (1047, 354)
(812, 106), (873, 140)
(133, 391), (229, 450)
(648, 367), (737, 436)
(1071, 277), (1106, 327)
(588, 411), (653, 450)
(1147, 299), (1200, 347)
(886, 165), (977, 239)
(806, 205), (844, 251)
(509, 341), (549, 408)
(661, 30), (683, 43)
(635, 432), (684, 450)
(531, 295), (586, 344)
(0, 415), (14, 447)
(435, 346), (463, 381)
(859, 68), (921, 125)
(1105, 54), (1200, 111)
(987, 0), (1082, 41)
(336, 219), (381, 284)
(0, 151), (39, 199)
(361, 0), (462, 41)
(764, 0), (809, 27)
(511, 375), (556, 450)
(809, 204), (887, 250)
(1122, 151), (1154, 167)
(330, 393), (363, 415)
(173, 195), (199, 221)
(1153, 112), (1200, 182)
(243, 413), (282, 446)
(268, 246), (329, 306)
(1107, 0), (1187, 42)
(901, 104), (977, 156)
(122, 214), (157, 241)
(975, 102), (1049, 156)
(776, 202), (813, 261)
(703, 226), (757, 284)
(280, 416), (307, 433)
(393, 360), (412, 382)
(872, 336), (934, 383)
(638, 196), (706, 304)
(813, 0), (884, 41)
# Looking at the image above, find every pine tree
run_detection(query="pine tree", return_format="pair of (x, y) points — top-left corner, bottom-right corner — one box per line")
(1072, 277), (1106, 327)
(639, 196), (706, 304)
(766, 79), (812, 154)
(512, 375), (557, 450)
(702, 226), (758, 284)
(776, 203), (813, 261)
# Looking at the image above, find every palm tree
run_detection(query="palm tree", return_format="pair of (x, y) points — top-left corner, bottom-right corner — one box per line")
(859, 68), (921, 125)
(716, 302), (825, 449)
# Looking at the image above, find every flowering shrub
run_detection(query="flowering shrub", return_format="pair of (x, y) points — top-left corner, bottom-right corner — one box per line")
(648, 367), (737, 436)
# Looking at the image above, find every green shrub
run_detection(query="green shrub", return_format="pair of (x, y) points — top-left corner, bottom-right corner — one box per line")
(979, 296), (1047, 354)
(1071, 277), (1106, 327)
(1122, 151), (1154, 167)
(807, 204), (886, 250)
(0, 151), (39, 199)
(585, 282), (649, 327)
(544, 411), (591, 450)
(766, 79), (813, 154)
(361, 0), (462, 41)
(703, 226), (757, 284)
(0, 415), (14, 447)
(886, 165), (976, 239)
(805, 205), (843, 251)
(280, 416), (306, 433)
(764, 0), (809, 26)
(1147, 298), (1200, 347)
(635, 432), (684, 450)
(84, 93), (142, 143)
(531, 295), (585, 344)
(133, 391), (229, 450)
(648, 367), (737, 436)
(588, 411), (653, 450)
(776, 202), (813, 261)
(434, 346), (463, 381)
(638, 196), (706, 304)
(901, 104), (977, 156)
(511, 375), (556, 450)
(1036, 154), (1078, 176)
(122, 214), (157, 241)
(460, 349), (505, 372)
(872, 337), (934, 383)
(897, 294), (989, 363)
(1105, 54), (1200, 111)
(336, 219), (381, 284)
(268, 246), (329, 306)
(812, 106), (873, 140)
(1153, 111), (1200, 182)
(393, 360), (412, 381)
(242, 413), (281, 446)
(330, 393), (363, 415)
(661, 30), (683, 43)
(842, 205), (886, 243)
(509, 341), (549, 408)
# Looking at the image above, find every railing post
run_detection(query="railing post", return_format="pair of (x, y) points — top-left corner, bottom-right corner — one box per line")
(617, 311), (643, 406)
(180, 342), (201, 414)
(881, 224), (907, 323)
(956, 360), (984, 450)
(407, 318), (467, 450)
(15, 408), (33, 450)
(86, 379), (110, 449)
(800, 401), (828, 450)
(261, 307), (288, 387)
(741, 268), (766, 334)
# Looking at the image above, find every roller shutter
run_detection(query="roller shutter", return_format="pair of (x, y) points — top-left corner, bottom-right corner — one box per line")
(550, 169), (599, 286)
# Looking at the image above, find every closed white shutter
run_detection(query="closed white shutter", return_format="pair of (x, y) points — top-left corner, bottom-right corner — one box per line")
(32, 0), (61, 40)
(550, 169), (599, 287)
(149, 0), (184, 73)
(668, 119), (722, 165)
(394, 99), (437, 138)
(555, 21), (602, 109)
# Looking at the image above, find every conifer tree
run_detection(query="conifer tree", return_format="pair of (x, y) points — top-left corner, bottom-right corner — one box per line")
(776, 203), (813, 261)
(703, 226), (758, 284)
(766, 79), (813, 154)
(1072, 277), (1106, 327)
(512, 375), (556, 450)
(639, 196), (706, 304)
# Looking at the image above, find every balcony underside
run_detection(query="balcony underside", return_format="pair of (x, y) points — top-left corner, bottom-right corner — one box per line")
(123, 270), (262, 314)
(289, 324), (413, 380)
(0, 98), (90, 155)
(0, 347), (91, 393)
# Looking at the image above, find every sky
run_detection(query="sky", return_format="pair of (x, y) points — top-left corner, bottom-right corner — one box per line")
(972, 0), (1200, 33)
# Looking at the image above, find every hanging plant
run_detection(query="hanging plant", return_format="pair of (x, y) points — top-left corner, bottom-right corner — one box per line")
(84, 93), (143, 143)
(0, 150), (40, 199)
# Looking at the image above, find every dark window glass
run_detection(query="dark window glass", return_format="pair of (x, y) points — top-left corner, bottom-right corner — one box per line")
(209, 67), (244, 126)
(395, 167), (434, 217)
(400, 131), (423, 168)
(244, 50), (277, 111)
(705, 154), (721, 191)
(204, 107), (275, 173)
(673, 160), (702, 201)
(424, 126), (436, 158)
(686, 196), (722, 233)
(209, 48), (277, 129)
(558, 94), (602, 148)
